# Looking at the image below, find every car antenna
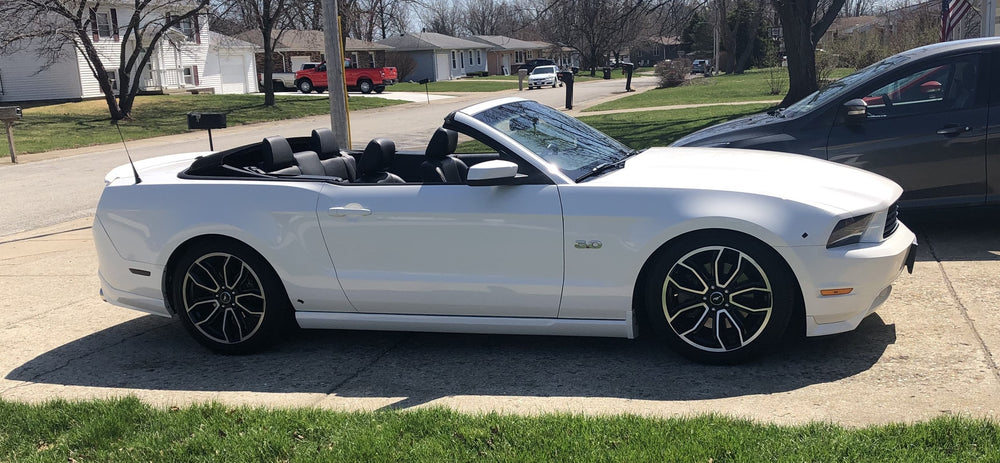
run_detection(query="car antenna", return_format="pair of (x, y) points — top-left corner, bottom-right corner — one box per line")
(114, 119), (141, 184)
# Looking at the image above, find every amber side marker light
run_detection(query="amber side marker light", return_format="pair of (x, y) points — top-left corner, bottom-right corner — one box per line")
(820, 288), (854, 296)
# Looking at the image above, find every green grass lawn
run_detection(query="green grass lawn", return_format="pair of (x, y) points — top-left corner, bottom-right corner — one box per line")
(1, 398), (997, 462)
(455, 103), (770, 154)
(584, 67), (855, 112)
(0, 94), (406, 156)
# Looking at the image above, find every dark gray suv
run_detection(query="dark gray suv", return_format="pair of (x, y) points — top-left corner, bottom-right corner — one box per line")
(673, 37), (1000, 211)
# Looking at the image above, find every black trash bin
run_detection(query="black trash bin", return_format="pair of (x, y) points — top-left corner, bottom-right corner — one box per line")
(602, 67), (611, 79)
(558, 71), (574, 109)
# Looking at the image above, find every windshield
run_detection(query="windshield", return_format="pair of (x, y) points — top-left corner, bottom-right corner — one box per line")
(531, 66), (556, 75)
(783, 54), (912, 117)
(471, 100), (633, 181)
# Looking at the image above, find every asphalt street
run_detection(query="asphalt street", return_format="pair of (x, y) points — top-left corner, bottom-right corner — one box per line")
(0, 76), (998, 426)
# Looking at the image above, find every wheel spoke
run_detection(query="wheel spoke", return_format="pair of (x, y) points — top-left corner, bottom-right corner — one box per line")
(667, 262), (708, 295)
(715, 310), (747, 350)
(191, 262), (220, 292)
(714, 248), (742, 289)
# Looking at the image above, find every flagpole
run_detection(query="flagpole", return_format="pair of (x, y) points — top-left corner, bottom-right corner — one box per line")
(942, 0), (949, 41)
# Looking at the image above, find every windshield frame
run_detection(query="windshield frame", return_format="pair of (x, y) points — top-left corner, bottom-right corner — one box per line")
(463, 99), (635, 182)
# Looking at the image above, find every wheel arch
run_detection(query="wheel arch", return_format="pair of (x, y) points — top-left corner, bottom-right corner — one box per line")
(161, 233), (286, 316)
(630, 228), (806, 338)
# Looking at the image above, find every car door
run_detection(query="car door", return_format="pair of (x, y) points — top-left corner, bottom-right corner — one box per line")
(315, 182), (564, 317)
(826, 53), (988, 209)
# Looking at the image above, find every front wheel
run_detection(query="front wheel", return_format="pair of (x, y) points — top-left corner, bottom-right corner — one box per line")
(644, 231), (795, 364)
(359, 79), (373, 94)
(297, 79), (313, 93)
(172, 240), (293, 354)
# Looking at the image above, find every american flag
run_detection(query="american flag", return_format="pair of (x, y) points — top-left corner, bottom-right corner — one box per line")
(942, 0), (974, 41)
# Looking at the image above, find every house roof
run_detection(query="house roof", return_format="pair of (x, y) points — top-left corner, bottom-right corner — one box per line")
(209, 31), (257, 49)
(467, 35), (548, 50)
(376, 32), (486, 51)
(234, 29), (392, 52)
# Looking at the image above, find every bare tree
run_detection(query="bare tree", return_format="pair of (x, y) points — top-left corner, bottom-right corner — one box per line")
(419, 0), (463, 36)
(462, 0), (529, 36)
(541, 0), (668, 76)
(772, 0), (846, 105)
(717, 0), (767, 74)
(216, 0), (293, 106)
(1, 0), (208, 120)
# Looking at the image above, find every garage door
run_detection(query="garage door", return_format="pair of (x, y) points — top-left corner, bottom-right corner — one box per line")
(219, 55), (247, 94)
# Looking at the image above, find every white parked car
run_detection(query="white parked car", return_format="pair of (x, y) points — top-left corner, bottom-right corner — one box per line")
(94, 97), (916, 363)
(528, 65), (561, 89)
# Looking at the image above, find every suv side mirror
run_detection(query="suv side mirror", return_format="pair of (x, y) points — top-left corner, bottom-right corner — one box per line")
(843, 98), (868, 124)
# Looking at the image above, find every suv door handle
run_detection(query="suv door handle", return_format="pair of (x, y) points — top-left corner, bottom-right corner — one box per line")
(936, 125), (970, 136)
(329, 206), (372, 216)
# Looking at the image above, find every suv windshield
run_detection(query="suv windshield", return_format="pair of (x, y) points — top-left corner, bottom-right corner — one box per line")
(471, 100), (634, 181)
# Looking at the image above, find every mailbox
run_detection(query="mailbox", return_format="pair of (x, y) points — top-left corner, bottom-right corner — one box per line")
(0, 106), (22, 121)
(186, 112), (227, 130)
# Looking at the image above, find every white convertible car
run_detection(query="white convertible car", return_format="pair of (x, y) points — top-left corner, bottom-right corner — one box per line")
(94, 98), (916, 363)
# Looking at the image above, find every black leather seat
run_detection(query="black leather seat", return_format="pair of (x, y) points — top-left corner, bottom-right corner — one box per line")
(420, 128), (468, 183)
(311, 128), (357, 181)
(261, 136), (324, 176)
(357, 138), (405, 184)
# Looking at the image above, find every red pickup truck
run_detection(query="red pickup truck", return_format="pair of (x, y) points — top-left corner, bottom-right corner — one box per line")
(295, 62), (398, 94)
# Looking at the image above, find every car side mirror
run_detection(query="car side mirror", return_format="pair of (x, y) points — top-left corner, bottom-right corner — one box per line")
(467, 160), (519, 186)
(843, 98), (868, 124)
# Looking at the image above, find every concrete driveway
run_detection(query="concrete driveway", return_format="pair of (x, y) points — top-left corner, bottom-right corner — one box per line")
(1, 212), (998, 426)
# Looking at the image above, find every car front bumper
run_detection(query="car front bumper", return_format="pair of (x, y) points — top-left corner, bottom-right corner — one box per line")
(781, 222), (917, 337)
(529, 78), (556, 86)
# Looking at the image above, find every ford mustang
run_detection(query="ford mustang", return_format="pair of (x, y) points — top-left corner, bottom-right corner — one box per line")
(94, 97), (916, 363)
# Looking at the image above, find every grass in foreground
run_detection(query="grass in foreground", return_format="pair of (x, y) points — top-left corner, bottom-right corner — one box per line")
(0, 94), (405, 156)
(1, 397), (997, 462)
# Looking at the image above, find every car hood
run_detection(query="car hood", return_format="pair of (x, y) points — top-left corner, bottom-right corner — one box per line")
(671, 111), (786, 147)
(588, 147), (902, 214)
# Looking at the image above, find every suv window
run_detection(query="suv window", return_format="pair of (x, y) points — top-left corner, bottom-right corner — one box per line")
(860, 55), (980, 118)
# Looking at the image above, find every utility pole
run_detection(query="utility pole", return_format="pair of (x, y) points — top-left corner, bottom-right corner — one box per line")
(321, 0), (350, 149)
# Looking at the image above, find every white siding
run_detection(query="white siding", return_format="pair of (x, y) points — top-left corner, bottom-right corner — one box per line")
(0, 48), (83, 102)
(202, 48), (257, 94)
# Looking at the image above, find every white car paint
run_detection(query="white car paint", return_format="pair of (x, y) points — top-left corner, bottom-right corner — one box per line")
(94, 97), (916, 361)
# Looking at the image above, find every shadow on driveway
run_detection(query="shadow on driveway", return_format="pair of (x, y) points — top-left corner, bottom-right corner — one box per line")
(7, 313), (894, 407)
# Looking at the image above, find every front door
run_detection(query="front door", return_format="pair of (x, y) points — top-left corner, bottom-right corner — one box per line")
(826, 53), (988, 209)
(316, 183), (564, 317)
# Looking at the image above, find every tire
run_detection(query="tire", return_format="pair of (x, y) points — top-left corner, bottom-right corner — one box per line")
(272, 80), (286, 92)
(297, 79), (313, 93)
(171, 240), (293, 354)
(643, 231), (795, 364)
(552, 82), (558, 88)
(359, 79), (373, 94)
(374, 85), (385, 94)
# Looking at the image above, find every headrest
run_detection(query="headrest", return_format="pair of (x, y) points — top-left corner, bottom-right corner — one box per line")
(358, 138), (396, 174)
(425, 128), (458, 159)
(261, 136), (295, 171)
(311, 128), (339, 160)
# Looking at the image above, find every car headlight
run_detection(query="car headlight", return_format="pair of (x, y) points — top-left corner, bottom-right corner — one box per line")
(826, 213), (874, 248)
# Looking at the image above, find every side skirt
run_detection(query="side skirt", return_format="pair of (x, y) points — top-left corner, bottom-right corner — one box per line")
(295, 311), (636, 339)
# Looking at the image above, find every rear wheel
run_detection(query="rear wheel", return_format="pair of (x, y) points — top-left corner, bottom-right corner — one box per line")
(172, 240), (292, 354)
(359, 79), (373, 94)
(644, 231), (795, 364)
(374, 85), (385, 93)
(297, 79), (313, 93)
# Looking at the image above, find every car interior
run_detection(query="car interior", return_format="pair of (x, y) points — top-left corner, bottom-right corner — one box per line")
(182, 127), (502, 185)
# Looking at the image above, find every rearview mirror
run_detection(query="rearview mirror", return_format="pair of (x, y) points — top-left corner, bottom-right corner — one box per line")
(467, 160), (519, 186)
(508, 116), (535, 131)
(843, 98), (868, 124)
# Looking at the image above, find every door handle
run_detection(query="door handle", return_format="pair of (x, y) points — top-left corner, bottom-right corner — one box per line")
(936, 125), (970, 136)
(328, 206), (372, 216)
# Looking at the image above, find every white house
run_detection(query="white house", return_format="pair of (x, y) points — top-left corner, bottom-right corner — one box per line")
(376, 32), (488, 81)
(0, 8), (256, 102)
(467, 35), (550, 76)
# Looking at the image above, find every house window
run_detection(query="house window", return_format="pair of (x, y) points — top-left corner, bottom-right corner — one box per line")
(178, 17), (196, 41)
(527, 50), (533, 59)
(515, 51), (524, 62)
(451, 51), (457, 69)
(468, 52), (473, 65)
(477, 51), (481, 65)
(96, 12), (112, 38)
(106, 70), (118, 91)
(183, 67), (194, 85)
